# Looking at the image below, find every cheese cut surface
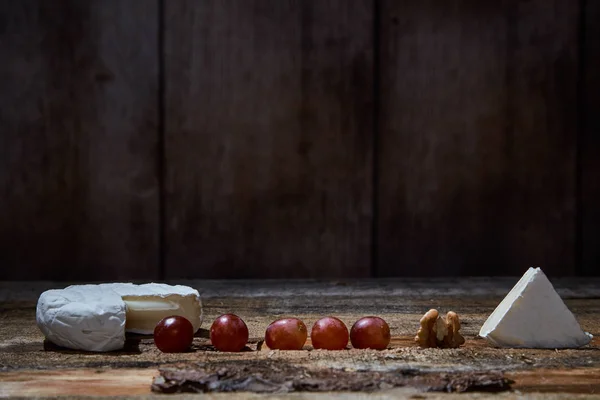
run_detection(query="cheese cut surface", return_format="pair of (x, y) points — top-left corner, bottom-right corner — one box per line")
(36, 283), (202, 352)
(479, 267), (592, 349)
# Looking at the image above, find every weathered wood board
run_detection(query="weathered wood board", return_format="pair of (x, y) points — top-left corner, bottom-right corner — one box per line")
(1, 279), (599, 398)
(377, 0), (579, 277)
(2, 366), (599, 398)
(163, 0), (374, 279)
(0, 0), (160, 280)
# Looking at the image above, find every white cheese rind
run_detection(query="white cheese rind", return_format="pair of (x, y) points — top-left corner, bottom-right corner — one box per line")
(479, 267), (593, 349)
(36, 286), (126, 352)
(36, 283), (203, 352)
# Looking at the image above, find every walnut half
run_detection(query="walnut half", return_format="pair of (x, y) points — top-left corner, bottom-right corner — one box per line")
(415, 309), (465, 349)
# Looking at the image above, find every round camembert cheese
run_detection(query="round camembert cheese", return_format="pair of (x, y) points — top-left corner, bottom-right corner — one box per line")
(36, 283), (203, 352)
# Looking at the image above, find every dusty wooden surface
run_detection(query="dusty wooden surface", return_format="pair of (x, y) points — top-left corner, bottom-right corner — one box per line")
(1, 278), (599, 398)
(377, 0), (579, 277)
(163, 0), (373, 279)
(0, 0), (160, 281)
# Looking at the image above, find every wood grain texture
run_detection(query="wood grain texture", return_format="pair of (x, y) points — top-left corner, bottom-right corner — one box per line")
(164, 0), (373, 279)
(1, 279), (600, 397)
(0, 0), (159, 280)
(581, 0), (600, 276)
(2, 368), (600, 398)
(377, 0), (579, 277)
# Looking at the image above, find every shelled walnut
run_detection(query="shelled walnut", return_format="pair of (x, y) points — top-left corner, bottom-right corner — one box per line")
(415, 309), (465, 349)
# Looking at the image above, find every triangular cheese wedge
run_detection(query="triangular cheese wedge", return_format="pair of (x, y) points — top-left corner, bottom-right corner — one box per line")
(479, 267), (592, 348)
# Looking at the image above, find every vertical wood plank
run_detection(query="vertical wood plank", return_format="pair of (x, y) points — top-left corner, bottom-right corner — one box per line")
(378, 0), (578, 277)
(581, 0), (600, 276)
(0, 0), (159, 280)
(164, 0), (373, 279)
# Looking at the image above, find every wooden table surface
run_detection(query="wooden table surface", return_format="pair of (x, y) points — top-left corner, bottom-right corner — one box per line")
(1, 277), (600, 399)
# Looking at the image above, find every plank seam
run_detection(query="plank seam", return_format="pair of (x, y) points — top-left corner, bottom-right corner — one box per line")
(158, 0), (166, 281)
(576, 0), (586, 276)
(371, 0), (381, 278)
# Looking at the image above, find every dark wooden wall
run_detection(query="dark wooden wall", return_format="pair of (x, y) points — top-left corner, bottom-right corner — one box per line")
(378, 0), (580, 277)
(0, 0), (160, 281)
(0, 0), (597, 281)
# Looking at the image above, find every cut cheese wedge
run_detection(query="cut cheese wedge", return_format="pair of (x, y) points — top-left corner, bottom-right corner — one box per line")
(36, 283), (202, 352)
(479, 267), (592, 349)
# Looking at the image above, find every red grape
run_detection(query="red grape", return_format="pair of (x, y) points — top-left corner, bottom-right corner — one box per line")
(350, 316), (390, 350)
(311, 316), (349, 350)
(210, 314), (249, 352)
(154, 315), (194, 353)
(265, 318), (307, 350)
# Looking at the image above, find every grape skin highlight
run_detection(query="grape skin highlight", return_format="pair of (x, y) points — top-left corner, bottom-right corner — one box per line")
(265, 318), (308, 350)
(311, 316), (349, 350)
(154, 315), (194, 353)
(210, 313), (249, 352)
(350, 316), (391, 350)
